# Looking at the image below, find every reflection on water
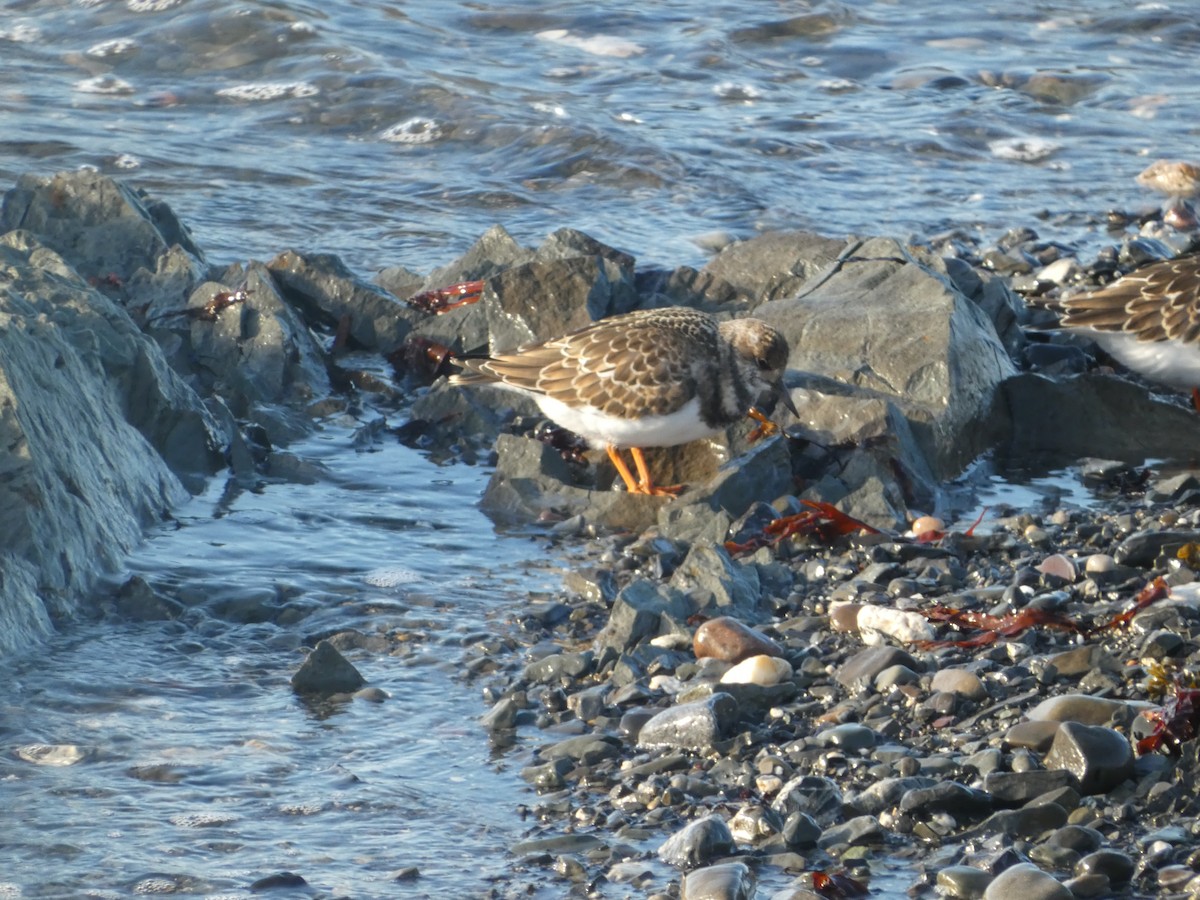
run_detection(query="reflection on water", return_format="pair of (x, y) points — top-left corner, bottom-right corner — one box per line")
(0, 421), (555, 897)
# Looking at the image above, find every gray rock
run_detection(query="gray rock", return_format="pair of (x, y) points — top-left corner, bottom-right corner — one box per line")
(770, 775), (844, 826)
(290, 640), (367, 696)
(850, 775), (937, 815)
(482, 254), (637, 353)
(681, 861), (755, 900)
(421, 223), (533, 290)
(1026, 694), (1150, 726)
(1042, 722), (1134, 795)
(931, 668), (990, 701)
(0, 234), (224, 653)
(480, 697), (520, 732)
(596, 579), (689, 652)
(658, 814), (735, 869)
(1074, 849), (1134, 884)
(755, 237), (1016, 479)
(701, 230), (847, 303)
(836, 646), (921, 689)
(816, 813), (884, 848)
(0, 170), (205, 287)
(984, 770), (1079, 805)
(267, 250), (421, 355)
(992, 373), (1200, 465)
(900, 781), (994, 817)
(937, 864), (992, 899)
(669, 543), (763, 619)
(983, 862), (1072, 900)
(539, 734), (621, 765)
(974, 803), (1068, 840)
(638, 694), (738, 752)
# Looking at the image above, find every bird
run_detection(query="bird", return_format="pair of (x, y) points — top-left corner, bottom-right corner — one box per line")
(447, 306), (798, 496)
(1048, 253), (1200, 401)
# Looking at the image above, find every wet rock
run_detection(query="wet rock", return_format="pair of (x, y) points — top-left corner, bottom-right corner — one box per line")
(937, 864), (992, 899)
(900, 781), (993, 817)
(1042, 722), (1134, 795)
(658, 814), (735, 869)
(816, 814), (884, 849)
(700, 230), (846, 303)
(975, 803), (1068, 840)
(0, 232), (223, 653)
(638, 694), (738, 751)
(983, 862), (1071, 900)
(681, 861), (754, 900)
(771, 775), (843, 825)
(0, 170), (205, 289)
(249, 872), (308, 891)
(671, 545), (763, 619)
(693, 616), (782, 663)
(1074, 849), (1134, 884)
(819, 723), (876, 751)
(290, 640), (367, 696)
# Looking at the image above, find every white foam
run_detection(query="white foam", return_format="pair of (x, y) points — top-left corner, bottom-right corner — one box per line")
(216, 82), (319, 101)
(536, 29), (644, 58)
(380, 117), (444, 144)
(989, 136), (1061, 162)
(87, 38), (137, 58)
(74, 75), (135, 95)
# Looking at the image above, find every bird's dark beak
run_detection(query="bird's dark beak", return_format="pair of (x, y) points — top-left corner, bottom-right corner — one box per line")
(777, 383), (799, 420)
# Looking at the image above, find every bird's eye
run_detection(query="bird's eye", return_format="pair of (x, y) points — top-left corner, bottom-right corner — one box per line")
(756, 358), (772, 371)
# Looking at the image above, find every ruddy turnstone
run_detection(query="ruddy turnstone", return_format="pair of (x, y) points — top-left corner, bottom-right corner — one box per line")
(448, 306), (798, 496)
(1051, 253), (1200, 393)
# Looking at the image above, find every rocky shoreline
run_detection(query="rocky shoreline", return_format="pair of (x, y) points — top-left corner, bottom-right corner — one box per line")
(2, 171), (1200, 899)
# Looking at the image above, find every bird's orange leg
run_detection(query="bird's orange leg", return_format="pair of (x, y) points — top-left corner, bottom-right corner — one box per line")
(606, 445), (642, 494)
(1192, 387), (1200, 413)
(629, 447), (685, 497)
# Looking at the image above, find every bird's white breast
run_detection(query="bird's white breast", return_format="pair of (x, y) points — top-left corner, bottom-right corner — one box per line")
(534, 395), (716, 449)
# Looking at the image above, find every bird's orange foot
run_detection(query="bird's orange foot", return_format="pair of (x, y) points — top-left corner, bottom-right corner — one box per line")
(746, 406), (779, 442)
(1192, 387), (1200, 413)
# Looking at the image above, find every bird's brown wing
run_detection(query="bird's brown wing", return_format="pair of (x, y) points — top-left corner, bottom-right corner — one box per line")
(453, 310), (717, 419)
(1061, 256), (1200, 345)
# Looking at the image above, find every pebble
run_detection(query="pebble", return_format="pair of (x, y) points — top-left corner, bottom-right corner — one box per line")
(983, 862), (1072, 900)
(1042, 722), (1134, 795)
(693, 616), (782, 663)
(930, 668), (989, 701)
(719, 654), (792, 686)
(637, 694), (738, 751)
(680, 862), (754, 900)
(855, 604), (936, 644)
(658, 814), (735, 869)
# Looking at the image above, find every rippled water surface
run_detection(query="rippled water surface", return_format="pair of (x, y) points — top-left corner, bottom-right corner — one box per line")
(3, 1), (1200, 895)
(3, 1), (1199, 271)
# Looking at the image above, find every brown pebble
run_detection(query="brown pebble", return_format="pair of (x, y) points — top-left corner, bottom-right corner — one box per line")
(694, 616), (782, 663)
(1037, 553), (1077, 582)
(829, 603), (862, 633)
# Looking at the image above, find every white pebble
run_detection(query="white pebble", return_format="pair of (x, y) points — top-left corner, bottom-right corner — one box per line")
(1084, 553), (1115, 574)
(720, 654), (792, 686)
(856, 605), (935, 644)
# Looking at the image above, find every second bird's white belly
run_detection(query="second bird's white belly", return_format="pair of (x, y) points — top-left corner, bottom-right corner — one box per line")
(1090, 331), (1200, 390)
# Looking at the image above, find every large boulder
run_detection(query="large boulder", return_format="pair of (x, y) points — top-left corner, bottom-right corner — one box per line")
(0, 232), (224, 655)
(750, 235), (1017, 481)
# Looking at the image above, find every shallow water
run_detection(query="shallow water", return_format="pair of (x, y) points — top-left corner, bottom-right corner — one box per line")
(0, 421), (563, 898)
(3, 1), (1199, 895)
